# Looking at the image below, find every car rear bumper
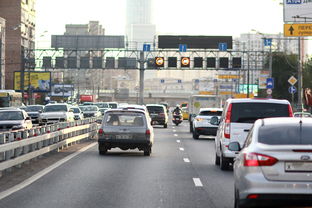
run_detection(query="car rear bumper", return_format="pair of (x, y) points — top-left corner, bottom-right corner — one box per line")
(151, 118), (166, 125)
(98, 138), (152, 150)
(239, 194), (312, 207)
(195, 127), (218, 136)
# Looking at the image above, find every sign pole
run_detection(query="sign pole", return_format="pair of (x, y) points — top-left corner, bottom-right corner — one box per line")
(139, 51), (145, 105)
(298, 37), (303, 111)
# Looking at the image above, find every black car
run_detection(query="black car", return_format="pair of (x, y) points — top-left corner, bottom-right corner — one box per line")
(146, 104), (168, 128)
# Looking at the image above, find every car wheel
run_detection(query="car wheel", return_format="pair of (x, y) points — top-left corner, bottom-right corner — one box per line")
(192, 130), (199, 140)
(215, 152), (220, 165)
(189, 122), (193, 132)
(220, 154), (230, 170)
(144, 146), (152, 156)
(98, 144), (107, 155)
(164, 123), (168, 128)
(234, 187), (244, 208)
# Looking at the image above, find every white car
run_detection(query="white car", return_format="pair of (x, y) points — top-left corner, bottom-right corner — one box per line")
(192, 108), (223, 139)
(214, 98), (293, 170)
(39, 104), (75, 125)
(71, 107), (84, 120)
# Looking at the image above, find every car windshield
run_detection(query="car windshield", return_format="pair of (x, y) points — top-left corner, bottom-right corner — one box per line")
(147, 106), (164, 113)
(199, 111), (222, 116)
(258, 124), (312, 145)
(25, 106), (43, 112)
(0, 111), (24, 120)
(95, 103), (109, 108)
(71, 108), (80, 113)
(231, 103), (289, 123)
(84, 106), (98, 111)
(44, 105), (67, 112)
(105, 113), (145, 127)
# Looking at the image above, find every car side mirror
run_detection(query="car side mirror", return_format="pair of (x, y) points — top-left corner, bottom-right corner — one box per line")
(228, 142), (241, 152)
(38, 110), (42, 113)
(210, 116), (220, 125)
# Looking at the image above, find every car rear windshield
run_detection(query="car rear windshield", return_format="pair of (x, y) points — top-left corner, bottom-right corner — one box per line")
(44, 105), (67, 112)
(199, 111), (222, 116)
(71, 108), (80, 113)
(147, 106), (164, 113)
(258, 124), (312, 145)
(84, 106), (98, 111)
(231, 103), (289, 123)
(26, 106), (43, 112)
(105, 113), (145, 127)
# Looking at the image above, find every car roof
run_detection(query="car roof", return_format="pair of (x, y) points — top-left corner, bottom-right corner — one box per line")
(257, 117), (312, 127)
(146, 104), (165, 107)
(27, 105), (44, 107)
(0, 108), (23, 112)
(199, 108), (223, 112)
(105, 109), (146, 114)
(226, 98), (290, 104)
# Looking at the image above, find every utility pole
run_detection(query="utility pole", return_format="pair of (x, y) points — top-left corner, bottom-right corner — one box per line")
(298, 37), (303, 111)
(21, 48), (25, 104)
(139, 51), (145, 105)
(247, 52), (250, 98)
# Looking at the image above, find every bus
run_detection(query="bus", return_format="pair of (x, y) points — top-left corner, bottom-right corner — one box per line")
(0, 90), (23, 108)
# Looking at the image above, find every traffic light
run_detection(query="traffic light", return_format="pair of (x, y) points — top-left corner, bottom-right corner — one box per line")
(155, 57), (164, 68)
(194, 57), (203, 68)
(219, 57), (229, 68)
(168, 57), (177, 68)
(181, 57), (190, 68)
(232, 57), (242, 69)
(207, 57), (216, 68)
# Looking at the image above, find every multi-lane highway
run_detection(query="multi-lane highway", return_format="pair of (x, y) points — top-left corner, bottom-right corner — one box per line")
(0, 121), (234, 208)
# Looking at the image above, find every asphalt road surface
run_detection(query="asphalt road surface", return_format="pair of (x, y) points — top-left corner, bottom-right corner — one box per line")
(0, 121), (234, 208)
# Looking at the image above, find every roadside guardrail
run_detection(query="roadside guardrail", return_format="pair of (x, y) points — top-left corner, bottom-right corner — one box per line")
(0, 118), (98, 177)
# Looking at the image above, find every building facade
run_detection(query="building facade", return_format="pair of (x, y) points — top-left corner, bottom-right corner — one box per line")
(0, 0), (36, 90)
(0, 17), (5, 89)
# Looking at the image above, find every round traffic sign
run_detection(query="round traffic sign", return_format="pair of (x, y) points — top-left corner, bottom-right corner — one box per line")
(288, 86), (297, 94)
(155, 57), (164, 66)
(267, 89), (272, 95)
(181, 57), (190, 66)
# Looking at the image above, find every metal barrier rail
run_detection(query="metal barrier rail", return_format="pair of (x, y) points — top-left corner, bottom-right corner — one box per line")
(0, 118), (98, 177)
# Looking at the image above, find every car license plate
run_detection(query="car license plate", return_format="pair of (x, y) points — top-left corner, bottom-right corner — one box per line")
(285, 162), (312, 172)
(116, 135), (132, 139)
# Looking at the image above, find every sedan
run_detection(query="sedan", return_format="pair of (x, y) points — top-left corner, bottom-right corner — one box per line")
(98, 109), (154, 156)
(0, 109), (32, 131)
(230, 117), (312, 208)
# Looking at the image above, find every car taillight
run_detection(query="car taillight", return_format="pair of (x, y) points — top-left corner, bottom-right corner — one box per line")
(98, 128), (104, 135)
(288, 105), (294, 117)
(244, 153), (278, 167)
(224, 104), (232, 139)
(146, 129), (151, 135)
(247, 194), (259, 199)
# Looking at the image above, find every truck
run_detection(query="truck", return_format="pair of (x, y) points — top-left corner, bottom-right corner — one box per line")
(80, 95), (97, 104)
(188, 95), (220, 132)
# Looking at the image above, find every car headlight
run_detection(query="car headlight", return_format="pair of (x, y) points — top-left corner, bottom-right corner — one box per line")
(12, 124), (25, 130)
(196, 118), (204, 122)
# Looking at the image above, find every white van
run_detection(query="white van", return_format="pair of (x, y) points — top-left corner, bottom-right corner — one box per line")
(213, 98), (293, 170)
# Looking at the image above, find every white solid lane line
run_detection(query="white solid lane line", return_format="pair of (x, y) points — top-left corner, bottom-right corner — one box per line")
(0, 142), (97, 201)
(174, 134), (178, 137)
(179, 147), (184, 151)
(176, 140), (181, 143)
(193, 178), (203, 187)
(183, 158), (190, 163)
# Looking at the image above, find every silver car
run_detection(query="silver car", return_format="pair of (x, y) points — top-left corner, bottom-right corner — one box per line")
(98, 109), (154, 156)
(230, 117), (312, 208)
(0, 109), (33, 131)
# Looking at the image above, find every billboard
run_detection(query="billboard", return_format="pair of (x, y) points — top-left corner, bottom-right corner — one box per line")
(14, 71), (51, 92)
(158, 36), (233, 49)
(239, 84), (259, 96)
(259, 70), (270, 89)
(51, 84), (74, 97)
(284, 0), (312, 22)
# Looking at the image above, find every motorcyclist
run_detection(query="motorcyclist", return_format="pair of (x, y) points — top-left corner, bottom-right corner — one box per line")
(173, 105), (182, 115)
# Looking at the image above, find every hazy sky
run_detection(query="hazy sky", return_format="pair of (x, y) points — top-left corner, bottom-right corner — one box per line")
(35, 0), (311, 53)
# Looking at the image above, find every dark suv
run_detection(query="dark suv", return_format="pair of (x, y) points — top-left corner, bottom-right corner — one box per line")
(146, 104), (168, 128)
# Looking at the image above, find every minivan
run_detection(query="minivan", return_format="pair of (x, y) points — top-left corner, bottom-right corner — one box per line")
(213, 98), (293, 170)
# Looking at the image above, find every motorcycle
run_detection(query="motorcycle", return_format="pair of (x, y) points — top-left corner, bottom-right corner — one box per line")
(172, 113), (183, 126)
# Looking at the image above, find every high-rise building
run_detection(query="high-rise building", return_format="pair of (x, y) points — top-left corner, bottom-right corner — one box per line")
(0, 17), (5, 89)
(0, 0), (36, 90)
(125, 0), (156, 49)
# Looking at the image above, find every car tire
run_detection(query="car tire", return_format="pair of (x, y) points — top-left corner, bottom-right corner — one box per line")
(193, 130), (199, 140)
(220, 154), (230, 170)
(234, 187), (244, 208)
(215, 153), (220, 165)
(144, 146), (152, 156)
(164, 123), (168, 128)
(99, 144), (107, 155)
(190, 122), (193, 132)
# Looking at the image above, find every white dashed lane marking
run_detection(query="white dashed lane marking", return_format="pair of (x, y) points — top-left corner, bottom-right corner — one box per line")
(174, 134), (178, 137)
(179, 147), (184, 151)
(193, 178), (203, 187)
(183, 158), (190, 163)
(176, 140), (181, 143)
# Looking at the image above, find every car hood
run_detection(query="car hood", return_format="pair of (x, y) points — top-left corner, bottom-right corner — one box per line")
(0, 120), (23, 125)
(40, 112), (67, 117)
(83, 111), (97, 114)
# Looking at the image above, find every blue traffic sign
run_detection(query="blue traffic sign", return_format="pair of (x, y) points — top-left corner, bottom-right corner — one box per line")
(195, 79), (200, 83)
(143, 44), (151, 52)
(178, 80), (182, 84)
(218, 43), (227, 51)
(179, 44), (187, 52)
(160, 79), (165, 83)
(289, 86), (297, 94)
(266, 78), (274, 89)
(264, 38), (272, 47)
